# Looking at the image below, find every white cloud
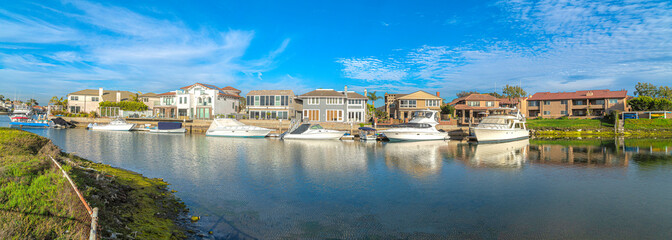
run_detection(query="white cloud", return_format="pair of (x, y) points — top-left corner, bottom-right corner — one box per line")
(336, 57), (408, 81)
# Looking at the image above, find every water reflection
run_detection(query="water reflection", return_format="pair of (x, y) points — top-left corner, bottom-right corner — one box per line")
(456, 140), (529, 168)
(383, 140), (449, 178)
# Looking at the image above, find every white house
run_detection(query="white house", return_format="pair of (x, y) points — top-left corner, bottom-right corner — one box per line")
(154, 83), (242, 119)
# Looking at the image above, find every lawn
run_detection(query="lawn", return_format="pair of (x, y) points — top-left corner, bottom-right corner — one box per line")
(526, 118), (613, 130)
(624, 119), (672, 130)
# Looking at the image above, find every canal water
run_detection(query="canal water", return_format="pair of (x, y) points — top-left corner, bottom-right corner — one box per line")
(2, 117), (672, 239)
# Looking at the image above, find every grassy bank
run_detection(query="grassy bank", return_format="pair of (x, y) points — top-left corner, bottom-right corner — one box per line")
(0, 128), (189, 239)
(624, 119), (672, 130)
(527, 118), (613, 130)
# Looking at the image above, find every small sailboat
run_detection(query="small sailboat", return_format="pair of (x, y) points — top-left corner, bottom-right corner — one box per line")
(380, 110), (449, 141)
(149, 122), (186, 133)
(205, 118), (271, 137)
(88, 117), (135, 131)
(281, 123), (346, 140)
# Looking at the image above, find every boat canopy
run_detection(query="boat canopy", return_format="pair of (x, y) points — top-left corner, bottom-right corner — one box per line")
(358, 127), (376, 131)
(387, 123), (432, 128)
(158, 122), (182, 130)
(310, 125), (324, 130)
(480, 118), (508, 125)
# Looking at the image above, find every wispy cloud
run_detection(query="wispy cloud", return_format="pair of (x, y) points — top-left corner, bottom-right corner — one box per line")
(336, 57), (408, 81)
(0, 0), (289, 102)
(337, 0), (672, 98)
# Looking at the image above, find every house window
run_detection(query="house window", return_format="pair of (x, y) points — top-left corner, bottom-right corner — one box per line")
(485, 101), (494, 107)
(91, 97), (99, 102)
(609, 99), (618, 104)
(208, 97), (212, 103)
(304, 109), (319, 121)
(275, 96), (281, 106)
(426, 100), (440, 107)
(179, 97), (183, 104)
(348, 111), (364, 122)
(400, 100), (417, 108)
(561, 110), (567, 115)
(307, 98), (320, 105)
(573, 100), (585, 105)
(326, 110), (343, 122)
(543, 111), (551, 115)
(326, 98), (343, 105)
(467, 101), (480, 107)
(528, 101), (539, 106)
(70, 96), (79, 101)
(348, 99), (363, 105)
(254, 96), (260, 106)
(561, 100), (567, 105)
(69, 106), (81, 113)
(595, 99), (604, 105)
(544, 101), (551, 105)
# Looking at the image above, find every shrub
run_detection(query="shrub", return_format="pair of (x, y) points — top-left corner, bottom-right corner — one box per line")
(559, 116), (569, 120)
(99, 101), (148, 111)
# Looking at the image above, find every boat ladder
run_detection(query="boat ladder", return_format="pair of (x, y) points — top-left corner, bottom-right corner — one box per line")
(280, 119), (301, 139)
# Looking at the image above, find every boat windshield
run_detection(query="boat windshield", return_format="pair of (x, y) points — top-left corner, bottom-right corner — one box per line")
(479, 118), (508, 125)
(413, 111), (433, 119)
(310, 125), (324, 130)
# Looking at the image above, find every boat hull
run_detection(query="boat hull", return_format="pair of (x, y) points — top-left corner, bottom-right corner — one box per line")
(149, 128), (187, 133)
(473, 128), (529, 142)
(9, 122), (52, 128)
(89, 123), (136, 131)
(206, 129), (271, 137)
(383, 131), (449, 142)
(283, 131), (345, 140)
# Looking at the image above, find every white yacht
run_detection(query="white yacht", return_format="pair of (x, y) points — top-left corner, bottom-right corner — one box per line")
(380, 110), (449, 142)
(281, 123), (345, 140)
(88, 118), (136, 131)
(472, 108), (529, 142)
(206, 118), (271, 137)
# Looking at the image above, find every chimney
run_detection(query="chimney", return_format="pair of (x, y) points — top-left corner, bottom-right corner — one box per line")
(586, 91), (593, 96)
(116, 91), (121, 102)
(344, 85), (348, 98)
(364, 88), (368, 99)
(436, 92), (440, 97)
(99, 87), (103, 98)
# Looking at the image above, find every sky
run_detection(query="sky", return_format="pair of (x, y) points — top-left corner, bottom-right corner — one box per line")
(1, 0), (671, 106)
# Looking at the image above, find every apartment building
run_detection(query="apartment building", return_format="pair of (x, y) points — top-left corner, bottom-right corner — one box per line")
(245, 90), (301, 119)
(298, 86), (368, 123)
(385, 91), (443, 120)
(526, 89), (628, 118)
(154, 83), (242, 119)
(66, 88), (134, 113)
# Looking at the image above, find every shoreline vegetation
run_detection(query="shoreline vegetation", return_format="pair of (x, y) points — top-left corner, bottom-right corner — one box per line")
(0, 127), (189, 239)
(527, 118), (672, 138)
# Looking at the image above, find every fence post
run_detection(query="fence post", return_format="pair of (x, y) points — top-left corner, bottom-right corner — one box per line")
(89, 207), (98, 240)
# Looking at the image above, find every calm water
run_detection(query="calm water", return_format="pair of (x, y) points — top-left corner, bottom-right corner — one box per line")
(2, 116), (672, 239)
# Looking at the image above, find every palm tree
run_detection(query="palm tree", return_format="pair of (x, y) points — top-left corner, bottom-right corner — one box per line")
(0, 95), (4, 102)
(131, 91), (142, 102)
(367, 91), (382, 109)
(27, 98), (38, 106)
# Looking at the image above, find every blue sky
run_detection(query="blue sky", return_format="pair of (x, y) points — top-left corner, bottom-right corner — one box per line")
(1, 0), (671, 105)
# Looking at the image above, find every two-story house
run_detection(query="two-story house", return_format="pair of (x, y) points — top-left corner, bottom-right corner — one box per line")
(245, 90), (302, 119)
(385, 91), (443, 120)
(448, 93), (500, 124)
(298, 86), (368, 122)
(66, 88), (135, 113)
(139, 93), (160, 111)
(154, 83), (242, 119)
(526, 89), (628, 118)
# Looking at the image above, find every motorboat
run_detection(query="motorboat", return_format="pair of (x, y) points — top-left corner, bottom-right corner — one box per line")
(9, 106), (52, 128)
(380, 110), (449, 141)
(87, 118), (135, 131)
(206, 118), (271, 137)
(150, 122), (186, 133)
(358, 127), (378, 141)
(472, 108), (529, 142)
(281, 123), (345, 140)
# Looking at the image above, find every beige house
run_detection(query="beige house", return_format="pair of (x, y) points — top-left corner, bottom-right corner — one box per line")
(385, 91), (443, 120)
(526, 89), (629, 118)
(245, 90), (301, 119)
(139, 93), (160, 110)
(66, 88), (134, 113)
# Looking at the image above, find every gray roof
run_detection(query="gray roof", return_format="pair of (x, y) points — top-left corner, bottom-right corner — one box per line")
(344, 92), (368, 99)
(299, 89), (345, 98)
(68, 89), (136, 102)
(247, 90), (295, 96)
(139, 92), (158, 97)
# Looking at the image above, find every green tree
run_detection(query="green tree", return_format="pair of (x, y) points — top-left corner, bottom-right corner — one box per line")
(658, 86), (672, 100)
(131, 91), (142, 102)
(238, 97), (246, 112)
(456, 91), (479, 98)
(487, 92), (503, 98)
(26, 99), (38, 106)
(634, 82), (659, 97)
(628, 96), (672, 111)
(367, 91), (383, 109)
(0, 95), (4, 101)
(502, 84), (527, 99)
(440, 104), (455, 115)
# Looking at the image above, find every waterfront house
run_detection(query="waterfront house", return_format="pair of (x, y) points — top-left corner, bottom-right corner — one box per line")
(448, 93), (501, 124)
(245, 90), (302, 120)
(154, 83), (241, 119)
(385, 91), (443, 120)
(139, 93), (160, 110)
(298, 86), (368, 122)
(526, 89), (628, 118)
(66, 88), (134, 114)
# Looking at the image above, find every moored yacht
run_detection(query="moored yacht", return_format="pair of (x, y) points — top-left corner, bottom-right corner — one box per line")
(88, 117), (135, 131)
(380, 110), (449, 141)
(281, 123), (346, 140)
(206, 118), (271, 137)
(9, 106), (52, 128)
(472, 108), (529, 142)
(149, 122), (187, 133)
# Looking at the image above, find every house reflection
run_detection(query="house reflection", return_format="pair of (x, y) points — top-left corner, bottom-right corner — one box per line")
(383, 140), (450, 178)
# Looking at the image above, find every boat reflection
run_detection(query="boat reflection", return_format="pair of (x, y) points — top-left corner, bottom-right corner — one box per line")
(383, 140), (450, 178)
(464, 139), (529, 168)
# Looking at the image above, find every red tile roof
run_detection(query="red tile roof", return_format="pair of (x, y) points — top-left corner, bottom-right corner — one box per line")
(221, 86), (240, 92)
(527, 89), (627, 101)
(448, 94), (498, 105)
(157, 92), (176, 96)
